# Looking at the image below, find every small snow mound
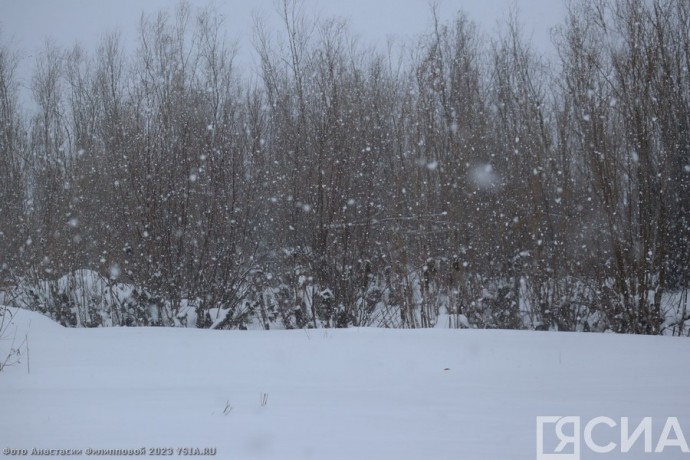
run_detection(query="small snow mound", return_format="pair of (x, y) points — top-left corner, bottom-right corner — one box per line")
(434, 314), (452, 328)
(1, 306), (63, 336)
(434, 313), (470, 329)
(208, 307), (231, 330)
(0, 306), (62, 366)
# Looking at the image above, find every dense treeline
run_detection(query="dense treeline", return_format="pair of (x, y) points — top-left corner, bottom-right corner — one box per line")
(1, 0), (689, 334)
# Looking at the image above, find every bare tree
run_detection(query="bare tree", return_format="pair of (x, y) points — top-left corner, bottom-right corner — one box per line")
(0, 34), (27, 281)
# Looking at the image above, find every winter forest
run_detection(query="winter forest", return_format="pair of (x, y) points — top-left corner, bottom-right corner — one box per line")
(1, 0), (689, 335)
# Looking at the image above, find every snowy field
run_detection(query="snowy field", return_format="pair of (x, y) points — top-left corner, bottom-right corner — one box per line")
(1, 307), (689, 460)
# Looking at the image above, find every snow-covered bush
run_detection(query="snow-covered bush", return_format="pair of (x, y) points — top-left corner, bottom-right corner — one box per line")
(8, 268), (271, 330)
(9, 269), (139, 327)
(5, 266), (689, 334)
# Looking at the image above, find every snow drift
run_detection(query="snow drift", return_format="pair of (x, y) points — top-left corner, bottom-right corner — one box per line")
(0, 307), (688, 459)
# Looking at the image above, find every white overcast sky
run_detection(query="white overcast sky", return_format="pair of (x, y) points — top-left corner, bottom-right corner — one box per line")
(1, 0), (565, 92)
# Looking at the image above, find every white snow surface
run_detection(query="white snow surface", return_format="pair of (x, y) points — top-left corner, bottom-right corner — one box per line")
(1, 307), (689, 459)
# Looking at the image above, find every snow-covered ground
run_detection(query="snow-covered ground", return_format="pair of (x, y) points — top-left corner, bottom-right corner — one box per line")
(1, 307), (688, 459)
